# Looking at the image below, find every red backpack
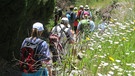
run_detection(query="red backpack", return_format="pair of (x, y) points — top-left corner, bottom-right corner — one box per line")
(19, 38), (44, 73)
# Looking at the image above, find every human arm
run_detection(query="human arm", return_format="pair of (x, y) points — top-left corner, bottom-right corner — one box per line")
(89, 21), (95, 32)
(40, 41), (52, 76)
(76, 21), (81, 36)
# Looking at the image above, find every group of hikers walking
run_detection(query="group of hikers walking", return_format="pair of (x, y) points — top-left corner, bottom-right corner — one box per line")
(19, 4), (111, 76)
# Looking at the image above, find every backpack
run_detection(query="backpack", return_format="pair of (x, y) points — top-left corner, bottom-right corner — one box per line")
(19, 38), (44, 73)
(77, 10), (84, 19)
(80, 19), (90, 32)
(66, 11), (75, 23)
(83, 11), (90, 16)
(49, 24), (69, 50)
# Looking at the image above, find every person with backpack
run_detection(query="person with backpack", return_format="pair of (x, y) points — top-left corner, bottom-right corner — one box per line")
(76, 14), (95, 40)
(77, 5), (84, 20)
(66, 5), (76, 29)
(84, 5), (92, 18)
(54, 7), (63, 26)
(49, 17), (74, 63)
(20, 22), (52, 76)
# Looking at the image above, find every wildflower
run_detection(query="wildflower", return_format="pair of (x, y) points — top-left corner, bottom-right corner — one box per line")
(130, 21), (134, 24)
(120, 44), (123, 46)
(131, 50), (134, 53)
(114, 65), (119, 69)
(114, 42), (119, 44)
(117, 72), (123, 75)
(126, 63), (132, 66)
(127, 73), (132, 76)
(114, 19), (117, 21)
(133, 27), (135, 31)
(129, 8), (132, 10)
(108, 71), (114, 75)
(122, 37), (126, 41)
(109, 56), (115, 61)
(115, 60), (121, 63)
(99, 55), (105, 58)
(97, 73), (103, 76)
(118, 68), (123, 72)
(134, 20), (135, 23)
(86, 37), (90, 40)
(98, 45), (102, 49)
(90, 47), (94, 50)
(125, 52), (129, 55)
(111, 67), (115, 70)
(131, 63), (135, 68)
(110, 18), (114, 22)
(108, 40), (113, 44)
(103, 62), (109, 66)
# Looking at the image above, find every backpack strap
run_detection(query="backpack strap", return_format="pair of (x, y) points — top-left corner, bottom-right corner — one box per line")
(58, 24), (71, 47)
(58, 24), (69, 38)
(25, 38), (44, 45)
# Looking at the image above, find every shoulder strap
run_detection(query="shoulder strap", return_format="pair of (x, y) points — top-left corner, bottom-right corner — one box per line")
(25, 38), (44, 45)
(58, 24), (67, 34)
(36, 39), (44, 45)
(58, 24), (70, 40)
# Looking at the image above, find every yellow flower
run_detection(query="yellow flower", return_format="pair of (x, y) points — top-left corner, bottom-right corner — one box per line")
(133, 27), (135, 31)
(110, 18), (114, 22)
(134, 20), (135, 23)
(122, 37), (126, 41)
(86, 37), (90, 40)
(109, 56), (115, 62)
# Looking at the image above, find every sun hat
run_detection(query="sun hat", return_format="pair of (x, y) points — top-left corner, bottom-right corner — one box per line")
(33, 22), (44, 31)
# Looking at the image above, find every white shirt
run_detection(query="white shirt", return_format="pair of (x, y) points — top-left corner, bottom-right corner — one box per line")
(51, 24), (71, 43)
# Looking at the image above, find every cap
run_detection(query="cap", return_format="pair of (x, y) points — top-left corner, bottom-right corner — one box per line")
(61, 17), (69, 21)
(80, 5), (83, 8)
(85, 5), (89, 10)
(32, 22), (44, 31)
(85, 5), (89, 8)
(61, 17), (69, 24)
(74, 7), (78, 10)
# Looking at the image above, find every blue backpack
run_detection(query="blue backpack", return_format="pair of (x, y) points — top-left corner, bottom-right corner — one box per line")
(66, 11), (75, 23)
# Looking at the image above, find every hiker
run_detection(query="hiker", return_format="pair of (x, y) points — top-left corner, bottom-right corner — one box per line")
(73, 7), (78, 18)
(54, 7), (63, 26)
(84, 5), (92, 18)
(77, 5), (84, 20)
(76, 14), (95, 37)
(66, 5), (76, 29)
(49, 17), (74, 63)
(88, 16), (95, 32)
(21, 22), (52, 76)
(73, 17), (79, 34)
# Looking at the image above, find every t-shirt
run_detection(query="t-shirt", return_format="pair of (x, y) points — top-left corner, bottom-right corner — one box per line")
(21, 38), (50, 61)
